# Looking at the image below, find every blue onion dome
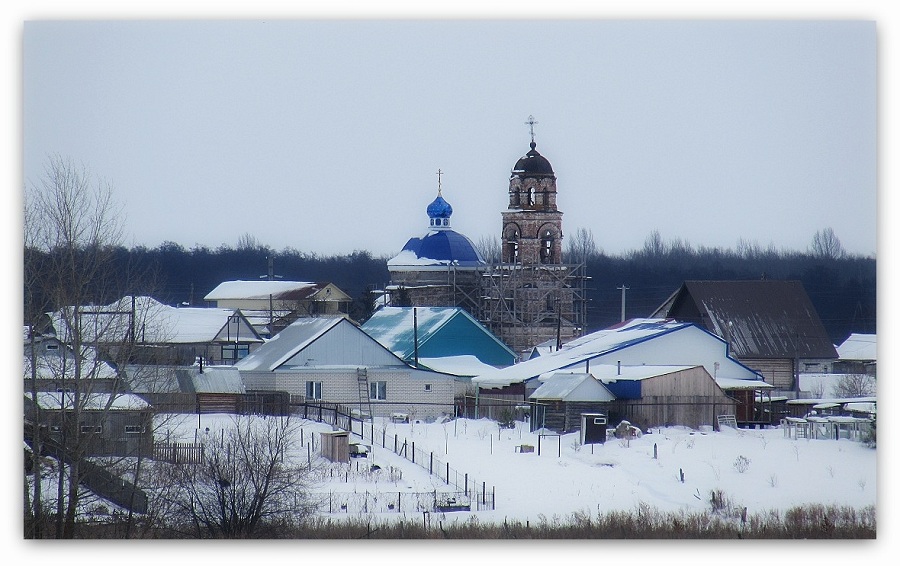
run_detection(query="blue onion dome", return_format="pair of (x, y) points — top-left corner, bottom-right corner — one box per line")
(426, 193), (453, 220)
(512, 141), (554, 178)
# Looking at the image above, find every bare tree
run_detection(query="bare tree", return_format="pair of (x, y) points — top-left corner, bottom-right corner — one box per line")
(641, 229), (666, 257)
(236, 232), (262, 251)
(24, 155), (148, 538)
(831, 374), (875, 398)
(474, 234), (501, 264)
(564, 227), (600, 264)
(166, 416), (317, 538)
(810, 227), (846, 260)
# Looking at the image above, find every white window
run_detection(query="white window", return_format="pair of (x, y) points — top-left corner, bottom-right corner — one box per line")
(370, 381), (387, 400)
(424, 383), (432, 392)
(80, 425), (102, 434)
(125, 425), (144, 434)
(305, 381), (323, 400)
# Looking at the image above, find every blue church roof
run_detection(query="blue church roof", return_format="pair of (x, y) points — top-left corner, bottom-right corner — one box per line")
(388, 188), (486, 269)
(388, 230), (486, 268)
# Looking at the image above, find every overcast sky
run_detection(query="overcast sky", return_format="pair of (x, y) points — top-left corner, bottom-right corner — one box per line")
(20, 16), (878, 258)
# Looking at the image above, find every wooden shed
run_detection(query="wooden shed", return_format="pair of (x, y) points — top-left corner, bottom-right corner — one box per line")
(320, 430), (350, 463)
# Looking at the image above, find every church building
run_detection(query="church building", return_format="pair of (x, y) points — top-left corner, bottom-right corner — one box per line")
(483, 118), (583, 356)
(386, 118), (585, 359)
(386, 172), (487, 315)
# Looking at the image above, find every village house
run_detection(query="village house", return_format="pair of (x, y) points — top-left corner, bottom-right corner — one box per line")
(471, 318), (772, 431)
(24, 391), (154, 458)
(24, 331), (121, 394)
(235, 317), (456, 421)
(204, 280), (353, 338)
(833, 333), (876, 376)
(650, 280), (838, 391)
(42, 295), (263, 366)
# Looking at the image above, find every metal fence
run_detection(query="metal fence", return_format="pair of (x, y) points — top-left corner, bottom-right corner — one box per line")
(292, 401), (496, 512)
(320, 489), (481, 515)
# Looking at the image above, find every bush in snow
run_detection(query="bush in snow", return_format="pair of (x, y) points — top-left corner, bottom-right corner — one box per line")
(613, 421), (642, 440)
(733, 455), (751, 474)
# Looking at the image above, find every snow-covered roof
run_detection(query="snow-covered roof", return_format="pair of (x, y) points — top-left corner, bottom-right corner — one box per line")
(529, 373), (616, 402)
(715, 376), (774, 390)
(836, 333), (876, 361)
(417, 355), (498, 377)
(387, 230), (486, 270)
(179, 366), (245, 394)
(48, 296), (262, 344)
(474, 318), (764, 387)
(27, 392), (150, 411)
(234, 317), (344, 372)
(23, 348), (118, 381)
(204, 280), (319, 301)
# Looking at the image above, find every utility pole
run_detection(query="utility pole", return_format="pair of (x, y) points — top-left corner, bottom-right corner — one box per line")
(617, 284), (629, 322)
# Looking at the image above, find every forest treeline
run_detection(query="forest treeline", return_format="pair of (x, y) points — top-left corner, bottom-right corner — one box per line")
(25, 230), (876, 345)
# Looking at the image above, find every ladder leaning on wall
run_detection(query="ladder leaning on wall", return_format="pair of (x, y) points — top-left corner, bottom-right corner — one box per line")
(356, 367), (374, 421)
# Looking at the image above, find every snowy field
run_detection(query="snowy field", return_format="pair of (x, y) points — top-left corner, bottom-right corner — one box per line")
(163, 412), (877, 525)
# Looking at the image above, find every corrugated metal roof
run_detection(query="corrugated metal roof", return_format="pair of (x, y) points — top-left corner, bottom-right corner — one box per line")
(361, 306), (516, 365)
(651, 280), (837, 359)
(234, 317), (343, 372)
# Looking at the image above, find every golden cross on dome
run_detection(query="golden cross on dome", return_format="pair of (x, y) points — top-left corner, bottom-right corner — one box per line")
(436, 168), (443, 195)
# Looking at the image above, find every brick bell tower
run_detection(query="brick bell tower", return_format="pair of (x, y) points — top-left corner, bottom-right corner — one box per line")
(501, 116), (563, 266)
(481, 116), (582, 358)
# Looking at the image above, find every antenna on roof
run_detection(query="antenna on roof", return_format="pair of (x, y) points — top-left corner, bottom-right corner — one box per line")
(259, 255), (284, 281)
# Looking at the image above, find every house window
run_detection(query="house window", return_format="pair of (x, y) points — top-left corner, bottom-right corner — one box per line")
(305, 381), (323, 400)
(424, 384), (432, 392)
(50, 425), (61, 433)
(221, 343), (250, 362)
(125, 425), (144, 434)
(370, 381), (387, 400)
(45, 344), (59, 351)
(80, 425), (102, 434)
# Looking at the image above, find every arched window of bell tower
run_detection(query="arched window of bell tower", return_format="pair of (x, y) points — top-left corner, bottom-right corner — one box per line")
(540, 229), (554, 264)
(505, 227), (520, 264)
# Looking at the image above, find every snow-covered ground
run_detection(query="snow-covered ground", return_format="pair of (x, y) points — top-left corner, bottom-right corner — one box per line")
(166, 412), (876, 525)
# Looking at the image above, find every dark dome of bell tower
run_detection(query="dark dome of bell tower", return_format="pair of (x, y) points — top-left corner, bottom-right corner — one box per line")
(512, 141), (555, 178)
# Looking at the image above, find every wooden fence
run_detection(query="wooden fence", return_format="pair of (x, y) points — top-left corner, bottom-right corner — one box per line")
(152, 442), (204, 465)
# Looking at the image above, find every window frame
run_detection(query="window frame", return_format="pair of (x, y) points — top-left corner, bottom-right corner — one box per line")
(305, 380), (323, 400)
(369, 380), (387, 400)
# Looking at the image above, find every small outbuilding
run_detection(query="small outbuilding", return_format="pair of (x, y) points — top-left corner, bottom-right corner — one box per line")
(320, 430), (350, 463)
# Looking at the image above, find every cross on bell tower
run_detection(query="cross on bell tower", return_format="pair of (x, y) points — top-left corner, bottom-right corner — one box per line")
(525, 115), (539, 144)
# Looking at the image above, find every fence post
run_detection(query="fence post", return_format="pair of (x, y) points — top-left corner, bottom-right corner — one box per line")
(464, 473), (468, 495)
(482, 482), (486, 506)
(412, 442), (415, 464)
(383, 428), (386, 448)
(394, 435), (397, 453)
(446, 462), (449, 485)
(429, 452), (433, 475)
(492, 486), (495, 510)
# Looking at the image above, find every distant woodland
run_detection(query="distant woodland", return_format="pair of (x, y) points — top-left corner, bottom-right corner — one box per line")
(25, 229), (875, 345)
